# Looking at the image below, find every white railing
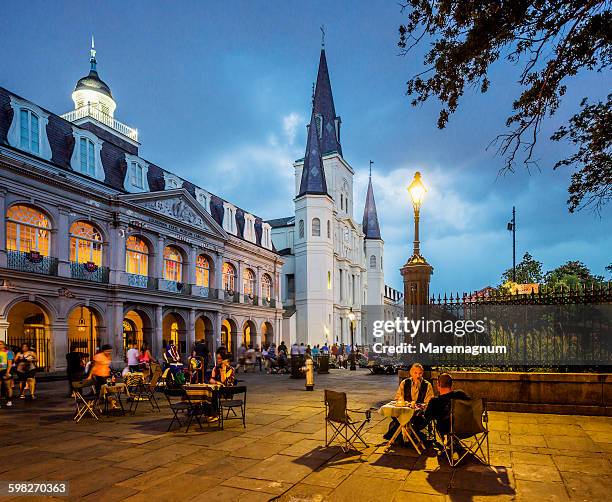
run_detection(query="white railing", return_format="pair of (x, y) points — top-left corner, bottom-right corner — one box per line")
(61, 106), (138, 142)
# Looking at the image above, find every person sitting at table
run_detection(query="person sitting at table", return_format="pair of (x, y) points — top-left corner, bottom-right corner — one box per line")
(188, 350), (203, 384)
(209, 350), (236, 386)
(90, 344), (112, 396)
(384, 362), (434, 442)
(163, 341), (183, 376)
(424, 373), (471, 437)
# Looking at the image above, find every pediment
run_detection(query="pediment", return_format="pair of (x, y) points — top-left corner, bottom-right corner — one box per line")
(118, 189), (228, 239)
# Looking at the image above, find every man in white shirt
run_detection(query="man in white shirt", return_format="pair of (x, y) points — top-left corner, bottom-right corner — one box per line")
(126, 343), (140, 372)
(298, 343), (306, 355)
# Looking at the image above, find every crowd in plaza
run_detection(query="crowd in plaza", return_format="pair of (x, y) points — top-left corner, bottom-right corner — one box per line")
(0, 340), (39, 407)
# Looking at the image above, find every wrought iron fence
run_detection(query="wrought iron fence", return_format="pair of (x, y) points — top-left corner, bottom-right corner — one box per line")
(70, 262), (109, 283)
(126, 273), (157, 289)
(7, 250), (58, 276)
(68, 335), (101, 361)
(6, 335), (51, 372)
(422, 283), (612, 371)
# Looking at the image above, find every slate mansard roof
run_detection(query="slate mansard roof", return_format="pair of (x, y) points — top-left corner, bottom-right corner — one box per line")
(0, 86), (275, 253)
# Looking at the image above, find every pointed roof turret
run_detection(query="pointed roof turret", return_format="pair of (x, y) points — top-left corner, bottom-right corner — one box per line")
(298, 111), (328, 196)
(362, 167), (381, 239)
(313, 49), (342, 157)
(74, 36), (114, 100)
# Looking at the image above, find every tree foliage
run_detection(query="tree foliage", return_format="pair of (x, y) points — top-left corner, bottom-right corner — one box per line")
(398, 1), (611, 211)
(501, 252), (543, 284)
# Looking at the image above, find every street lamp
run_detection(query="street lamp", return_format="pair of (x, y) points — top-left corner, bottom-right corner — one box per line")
(407, 171), (427, 258)
(348, 308), (356, 371)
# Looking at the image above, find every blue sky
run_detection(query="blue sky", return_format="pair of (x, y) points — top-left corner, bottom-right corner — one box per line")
(2, 0), (610, 293)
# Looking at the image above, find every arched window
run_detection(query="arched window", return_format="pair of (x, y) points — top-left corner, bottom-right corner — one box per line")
(20, 109), (39, 153)
(370, 255), (377, 269)
(70, 221), (102, 265)
(79, 138), (96, 176)
(222, 262), (236, 291)
(261, 274), (272, 300)
(163, 246), (183, 282)
(298, 219), (304, 239)
(6, 205), (51, 255)
(327, 220), (331, 238)
(312, 218), (321, 237)
(125, 236), (149, 275)
(196, 255), (210, 287)
(243, 268), (256, 296)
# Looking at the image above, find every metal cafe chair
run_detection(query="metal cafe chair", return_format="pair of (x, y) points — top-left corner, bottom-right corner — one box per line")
(71, 379), (99, 423)
(219, 385), (247, 428)
(182, 384), (218, 432)
(129, 365), (163, 414)
(437, 398), (490, 467)
(324, 389), (371, 452)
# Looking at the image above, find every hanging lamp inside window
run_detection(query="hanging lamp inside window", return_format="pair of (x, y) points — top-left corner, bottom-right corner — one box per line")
(77, 306), (86, 332)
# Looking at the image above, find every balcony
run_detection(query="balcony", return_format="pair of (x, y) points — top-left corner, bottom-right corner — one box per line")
(243, 294), (257, 305)
(159, 279), (191, 295)
(7, 250), (58, 276)
(61, 106), (138, 142)
(70, 262), (109, 283)
(224, 290), (240, 303)
(261, 297), (276, 308)
(193, 285), (216, 299)
(125, 273), (157, 289)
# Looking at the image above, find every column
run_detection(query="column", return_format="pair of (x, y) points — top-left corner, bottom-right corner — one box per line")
(153, 236), (165, 280)
(187, 246), (197, 286)
(154, 305), (163, 359)
(236, 260), (243, 301)
(215, 253), (224, 299)
(187, 308), (196, 355)
(256, 266), (262, 305)
(0, 318), (9, 343)
(109, 224), (127, 285)
(213, 311), (222, 354)
(56, 207), (70, 278)
(0, 189), (6, 268)
(112, 302), (124, 363)
(52, 321), (69, 372)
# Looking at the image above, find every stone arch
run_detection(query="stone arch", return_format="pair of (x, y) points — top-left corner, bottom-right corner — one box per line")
(261, 320), (274, 347)
(122, 306), (154, 353)
(242, 319), (257, 348)
(162, 310), (187, 356)
(65, 303), (106, 359)
(221, 317), (238, 358)
(6, 199), (58, 230)
(5, 300), (53, 371)
(1, 294), (58, 320)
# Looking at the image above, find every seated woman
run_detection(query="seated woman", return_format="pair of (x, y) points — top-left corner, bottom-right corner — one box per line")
(163, 341), (183, 376)
(209, 350), (235, 387)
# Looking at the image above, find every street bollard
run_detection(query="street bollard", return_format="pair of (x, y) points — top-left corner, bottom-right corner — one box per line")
(304, 357), (314, 391)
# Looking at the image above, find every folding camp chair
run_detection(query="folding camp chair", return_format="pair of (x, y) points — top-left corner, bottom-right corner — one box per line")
(71, 379), (99, 422)
(437, 398), (490, 467)
(129, 365), (162, 414)
(324, 389), (371, 452)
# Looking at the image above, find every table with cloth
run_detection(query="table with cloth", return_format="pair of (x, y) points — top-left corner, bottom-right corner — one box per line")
(99, 383), (129, 416)
(378, 400), (425, 453)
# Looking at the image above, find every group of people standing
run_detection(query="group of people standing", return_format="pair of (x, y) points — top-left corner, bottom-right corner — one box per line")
(0, 340), (38, 407)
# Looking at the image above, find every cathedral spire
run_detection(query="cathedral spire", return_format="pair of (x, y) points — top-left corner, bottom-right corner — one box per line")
(313, 48), (342, 156)
(298, 110), (328, 196)
(362, 168), (381, 240)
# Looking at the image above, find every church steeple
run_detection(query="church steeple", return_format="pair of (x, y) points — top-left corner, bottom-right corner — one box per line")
(298, 110), (328, 196)
(313, 48), (342, 157)
(362, 167), (381, 240)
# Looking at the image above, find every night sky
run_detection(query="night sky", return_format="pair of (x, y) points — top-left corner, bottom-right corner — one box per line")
(2, 0), (610, 293)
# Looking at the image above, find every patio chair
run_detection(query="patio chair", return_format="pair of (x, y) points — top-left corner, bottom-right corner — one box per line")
(71, 379), (99, 423)
(219, 385), (246, 428)
(164, 386), (190, 431)
(438, 398), (490, 467)
(129, 365), (162, 414)
(324, 389), (371, 453)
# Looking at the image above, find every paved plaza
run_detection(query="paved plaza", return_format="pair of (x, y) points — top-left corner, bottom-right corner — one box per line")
(1, 370), (611, 501)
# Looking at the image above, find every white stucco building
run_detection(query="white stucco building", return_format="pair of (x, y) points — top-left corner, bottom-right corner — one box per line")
(269, 48), (388, 347)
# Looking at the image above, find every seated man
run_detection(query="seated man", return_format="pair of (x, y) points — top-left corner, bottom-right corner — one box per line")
(425, 373), (470, 437)
(384, 362), (434, 442)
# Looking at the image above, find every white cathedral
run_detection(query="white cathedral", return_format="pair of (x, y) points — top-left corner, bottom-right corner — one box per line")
(269, 47), (393, 347)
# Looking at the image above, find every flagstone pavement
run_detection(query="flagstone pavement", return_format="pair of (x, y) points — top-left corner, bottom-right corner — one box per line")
(1, 370), (611, 501)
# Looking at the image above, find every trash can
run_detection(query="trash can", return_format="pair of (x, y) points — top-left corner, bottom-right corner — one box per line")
(317, 354), (330, 374)
(290, 355), (305, 379)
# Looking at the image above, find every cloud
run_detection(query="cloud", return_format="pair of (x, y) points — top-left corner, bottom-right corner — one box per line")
(282, 112), (302, 146)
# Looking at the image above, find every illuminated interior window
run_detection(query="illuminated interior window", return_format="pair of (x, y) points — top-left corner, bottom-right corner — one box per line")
(243, 268), (255, 296)
(163, 246), (183, 282)
(6, 205), (50, 255)
(70, 221), (102, 265)
(261, 274), (272, 300)
(125, 236), (149, 275)
(222, 262), (236, 291)
(196, 255), (210, 287)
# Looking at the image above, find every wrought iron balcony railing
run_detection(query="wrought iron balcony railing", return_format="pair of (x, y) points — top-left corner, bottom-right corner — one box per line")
(160, 279), (191, 295)
(6, 250), (58, 276)
(126, 273), (157, 289)
(70, 262), (109, 283)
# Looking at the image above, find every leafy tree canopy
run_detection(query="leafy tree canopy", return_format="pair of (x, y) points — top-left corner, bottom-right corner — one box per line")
(501, 252), (543, 284)
(398, 1), (611, 212)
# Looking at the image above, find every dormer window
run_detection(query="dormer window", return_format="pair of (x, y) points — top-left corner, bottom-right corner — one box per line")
(20, 109), (39, 153)
(123, 154), (150, 193)
(8, 97), (51, 160)
(130, 161), (144, 189)
(79, 138), (96, 176)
